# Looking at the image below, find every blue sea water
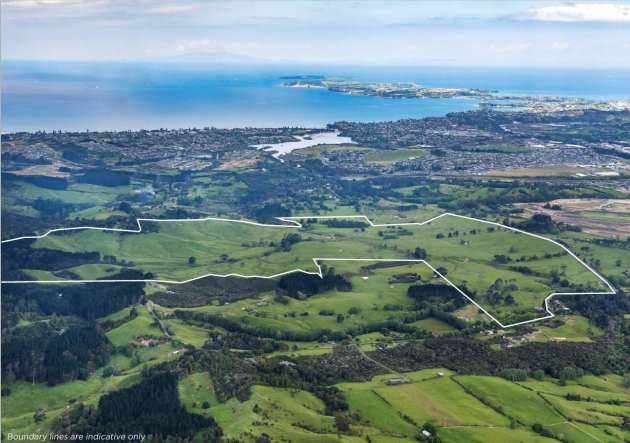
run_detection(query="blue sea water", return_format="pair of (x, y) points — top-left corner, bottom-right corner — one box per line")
(3, 61), (630, 132)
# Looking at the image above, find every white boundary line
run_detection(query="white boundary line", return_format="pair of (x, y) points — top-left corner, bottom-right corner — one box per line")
(1, 212), (616, 328)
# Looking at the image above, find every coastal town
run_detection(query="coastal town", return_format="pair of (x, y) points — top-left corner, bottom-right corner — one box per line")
(284, 76), (630, 114)
(4, 109), (628, 180)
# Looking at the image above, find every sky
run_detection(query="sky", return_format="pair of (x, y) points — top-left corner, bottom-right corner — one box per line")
(2, 0), (630, 68)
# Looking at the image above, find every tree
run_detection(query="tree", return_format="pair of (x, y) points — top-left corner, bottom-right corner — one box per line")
(280, 233), (301, 251)
(422, 422), (437, 435)
(102, 366), (119, 378)
(256, 434), (271, 443)
(188, 256), (196, 265)
(33, 408), (46, 423)
(413, 247), (427, 259)
(435, 267), (448, 276)
(559, 366), (584, 382)
(531, 369), (545, 381)
(335, 413), (351, 432)
(500, 368), (527, 382)
(419, 422), (441, 442)
(118, 201), (133, 213)
(493, 254), (511, 264)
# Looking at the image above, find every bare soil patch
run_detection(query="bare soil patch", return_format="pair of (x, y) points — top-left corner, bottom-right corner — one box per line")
(516, 198), (630, 237)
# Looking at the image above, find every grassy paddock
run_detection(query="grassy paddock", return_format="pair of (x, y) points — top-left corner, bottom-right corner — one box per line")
(24, 214), (609, 325)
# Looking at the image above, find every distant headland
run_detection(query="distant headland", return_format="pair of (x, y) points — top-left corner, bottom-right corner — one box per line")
(283, 76), (630, 113)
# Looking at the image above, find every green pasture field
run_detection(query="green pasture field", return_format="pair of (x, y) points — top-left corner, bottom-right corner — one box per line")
(69, 207), (128, 220)
(98, 306), (135, 323)
(410, 317), (457, 334)
(296, 200), (445, 225)
(23, 213), (608, 325)
(517, 377), (630, 404)
(454, 376), (564, 425)
(269, 332), (394, 358)
(1, 303), (192, 434)
(170, 262), (443, 337)
(527, 315), (604, 343)
(178, 372), (219, 411)
(1, 372), (139, 435)
(558, 231), (630, 291)
(269, 341), (333, 357)
(547, 422), (630, 443)
(373, 377), (510, 427)
(336, 370), (457, 438)
(365, 148), (425, 163)
(2, 313), (186, 436)
(577, 373), (630, 393)
(200, 384), (342, 442)
(287, 143), (369, 158)
(175, 368), (628, 442)
(336, 369), (507, 440)
(339, 386), (418, 437)
(542, 395), (628, 426)
(66, 263), (127, 279)
(105, 305), (163, 346)
(3, 181), (132, 207)
(437, 427), (556, 443)
(164, 319), (212, 347)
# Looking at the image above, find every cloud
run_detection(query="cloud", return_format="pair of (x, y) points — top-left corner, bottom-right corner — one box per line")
(3, 0), (81, 6)
(489, 42), (532, 54)
(551, 41), (570, 50)
(525, 3), (630, 23)
(174, 38), (217, 54)
(148, 4), (199, 15)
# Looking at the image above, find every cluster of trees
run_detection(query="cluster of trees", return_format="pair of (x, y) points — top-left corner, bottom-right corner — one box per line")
(407, 283), (468, 312)
(1, 240), (101, 280)
(43, 326), (112, 385)
(205, 331), (288, 354)
(518, 213), (559, 234)
(100, 306), (139, 332)
(2, 272), (145, 321)
(412, 247), (427, 259)
(279, 233), (302, 251)
(5, 173), (68, 190)
(321, 219), (369, 229)
(150, 275), (275, 307)
(32, 198), (82, 219)
(1, 273), (147, 386)
(2, 322), (111, 385)
(558, 290), (630, 330)
(56, 372), (221, 439)
(373, 336), (627, 378)
(249, 202), (290, 223)
(277, 267), (351, 298)
(402, 175), (616, 214)
(486, 279), (518, 305)
(77, 169), (131, 187)
(175, 308), (430, 343)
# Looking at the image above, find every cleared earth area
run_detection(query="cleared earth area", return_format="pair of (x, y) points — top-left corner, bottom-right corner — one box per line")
(516, 199), (630, 238)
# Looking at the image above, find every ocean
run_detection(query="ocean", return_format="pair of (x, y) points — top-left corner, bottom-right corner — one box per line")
(3, 61), (630, 132)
